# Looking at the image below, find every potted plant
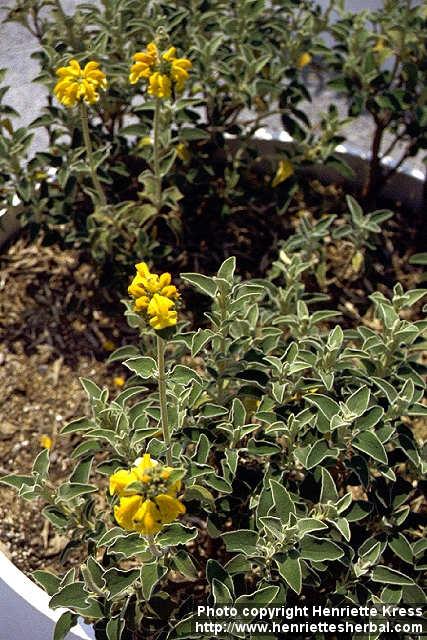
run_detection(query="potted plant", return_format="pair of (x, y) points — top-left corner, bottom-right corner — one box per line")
(0, 2), (425, 639)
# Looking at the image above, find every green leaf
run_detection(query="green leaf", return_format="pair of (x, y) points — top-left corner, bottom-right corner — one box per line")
(212, 578), (233, 604)
(388, 534), (413, 564)
(61, 417), (93, 435)
(306, 441), (338, 469)
(297, 518), (328, 535)
(32, 449), (50, 478)
(57, 482), (98, 501)
(104, 568), (140, 598)
(124, 356), (157, 379)
(319, 468), (338, 503)
(42, 507), (68, 529)
(70, 457), (93, 483)
(306, 394), (340, 420)
(170, 365), (203, 385)
(300, 535), (344, 562)
(156, 523), (197, 546)
(107, 345), (140, 363)
(217, 257), (236, 283)
(50, 582), (102, 617)
(180, 272), (217, 298)
(140, 562), (167, 600)
(191, 329), (214, 356)
(269, 479), (296, 525)
(171, 549), (198, 580)
(179, 127), (210, 141)
(32, 570), (61, 596)
(199, 403), (228, 418)
(355, 406), (384, 431)
(409, 252), (427, 265)
(247, 439), (281, 456)
(184, 484), (215, 505)
(346, 386), (370, 416)
(222, 530), (259, 555)
(235, 585), (280, 607)
(80, 378), (102, 400)
(0, 474), (33, 491)
(53, 611), (78, 640)
(204, 474), (233, 494)
(353, 431), (388, 464)
(275, 555), (302, 594)
(372, 566), (414, 586)
(332, 517), (351, 542)
(381, 585), (402, 604)
(106, 616), (125, 640)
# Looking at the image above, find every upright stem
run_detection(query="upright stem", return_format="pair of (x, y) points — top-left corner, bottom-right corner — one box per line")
(157, 335), (172, 466)
(53, 0), (79, 52)
(79, 102), (107, 207)
(146, 535), (161, 557)
(363, 117), (385, 201)
(153, 97), (162, 213)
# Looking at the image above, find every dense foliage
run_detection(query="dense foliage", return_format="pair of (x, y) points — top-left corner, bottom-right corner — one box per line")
(0, 2), (426, 639)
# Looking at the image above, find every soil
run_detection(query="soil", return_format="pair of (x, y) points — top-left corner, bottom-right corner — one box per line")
(0, 174), (425, 580)
(0, 238), (131, 574)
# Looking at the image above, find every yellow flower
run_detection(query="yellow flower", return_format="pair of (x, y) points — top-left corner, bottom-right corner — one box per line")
(128, 263), (179, 330)
(148, 72), (172, 99)
(138, 136), (153, 147)
(111, 454), (186, 535)
(272, 159), (294, 187)
(114, 495), (185, 535)
(128, 262), (179, 301)
(113, 376), (126, 388)
(103, 339), (116, 352)
(129, 43), (159, 84)
(147, 294), (178, 330)
(54, 59), (107, 107)
(39, 434), (53, 449)
(109, 469), (138, 496)
(176, 142), (191, 163)
(170, 58), (192, 92)
(134, 452), (157, 478)
(373, 37), (385, 52)
(130, 43), (191, 99)
(297, 52), (312, 69)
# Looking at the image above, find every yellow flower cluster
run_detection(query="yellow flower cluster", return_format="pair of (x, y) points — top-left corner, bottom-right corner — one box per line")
(129, 42), (192, 99)
(110, 454), (185, 535)
(128, 262), (179, 330)
(54, 59), (107, 107)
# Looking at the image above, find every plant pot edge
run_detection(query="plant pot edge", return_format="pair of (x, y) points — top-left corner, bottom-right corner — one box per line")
(0, 136), (424, 252)
(0, 549), (95, 640)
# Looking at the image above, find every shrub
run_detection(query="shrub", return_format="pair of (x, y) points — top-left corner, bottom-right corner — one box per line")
(1, 0), (347, 271)
(324, 1), (427, 199)
(2, 254), (425, 638)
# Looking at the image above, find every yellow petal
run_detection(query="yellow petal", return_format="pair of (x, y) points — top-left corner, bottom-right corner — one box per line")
(114, 495), (143, 530)
(272, 159), (294, 187)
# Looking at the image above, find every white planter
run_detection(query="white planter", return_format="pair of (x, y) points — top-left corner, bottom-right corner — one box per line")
(0, 550), (95, 640)
(0, 138), (424, 252)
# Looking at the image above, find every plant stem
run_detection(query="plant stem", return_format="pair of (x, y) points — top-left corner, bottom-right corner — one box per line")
(153, 97), (162, 212)
(79, 102), (107, 207)
(53, 0), (79, 52)
(147, 535), (161, 557)
(157, 335), (172, 466)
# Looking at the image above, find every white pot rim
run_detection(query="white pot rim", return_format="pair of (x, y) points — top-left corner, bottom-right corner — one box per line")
(0, 549), (95, 640)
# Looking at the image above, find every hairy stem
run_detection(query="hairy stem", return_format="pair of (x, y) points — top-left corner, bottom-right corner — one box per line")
(146, 534), (162, 557)
(153, 97), (162, 212)
(157, 335), (172, 466)
(79, 102), (107, 207)
(53, 0), (79, 51)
